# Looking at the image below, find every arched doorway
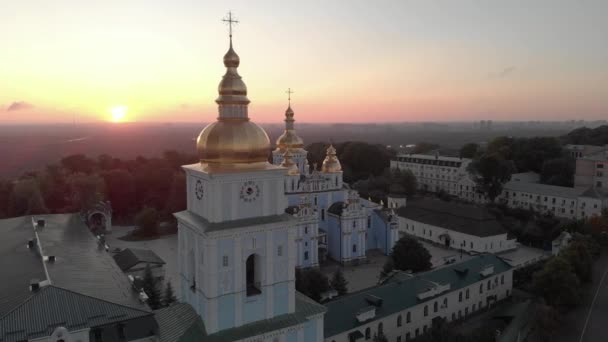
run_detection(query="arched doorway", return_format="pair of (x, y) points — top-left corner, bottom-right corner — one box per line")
(246, 254), (261, 296)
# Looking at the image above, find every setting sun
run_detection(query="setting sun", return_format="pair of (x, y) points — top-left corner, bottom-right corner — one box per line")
(110, 106), (128, 122)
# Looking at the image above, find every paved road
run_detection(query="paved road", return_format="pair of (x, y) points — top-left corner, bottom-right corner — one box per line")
(554, 253), (608, 342)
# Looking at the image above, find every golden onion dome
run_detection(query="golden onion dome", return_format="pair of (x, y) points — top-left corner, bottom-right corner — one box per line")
(197, 33), (271, 167)
(280, 149), (300, 175)
(275, 105), (305, 152)
(197, 119), (270, 164)
(322, 144), (342, 173)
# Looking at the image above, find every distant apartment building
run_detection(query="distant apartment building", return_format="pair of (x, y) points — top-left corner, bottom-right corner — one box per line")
(574, 146), (608, 189)
(499, 172), (606, 220)
(390, 154), (487, 203)
(565, 144), (605, 160)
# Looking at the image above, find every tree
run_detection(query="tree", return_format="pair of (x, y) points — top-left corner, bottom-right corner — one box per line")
(532, 256), (581, 309)
(467, 153), (515, 202)
(412, 142), (439, 154)
(164, 172), (187, 218)
(541, 157), (575, 187)
(560, 240), (593, 282)
(295, 268), (330, 302)
(532, 304), (561, 342)
(330, 268), (348, 295)
(459, 143), (479, 159)
(101, 169), (135, 218)
(162, 280), (177, 307)
(60, 154), (96, 174)
(135, 207), (160, 236)
(390, 236), (432, 273)
(142, 264), (161, 309)
(379, 258), (394, 280)
(8, 179), (48, 216)
(68, 173), (105, 211)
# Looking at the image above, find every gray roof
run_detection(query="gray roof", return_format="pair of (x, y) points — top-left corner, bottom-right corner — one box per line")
(113, 248), (166, 272)
(155, 303), (206, 342)
(395, 198), (506, 237)
(579, 186), (608, 200)
(0, 285), (153, 342)
(503, 181), (583, 198)
(0, 213), (148, 319)
(174, 211), (293, 233)
(323, 254), (512, 338)
(0, 216), (46, 317)
(156, 293), (326, 342)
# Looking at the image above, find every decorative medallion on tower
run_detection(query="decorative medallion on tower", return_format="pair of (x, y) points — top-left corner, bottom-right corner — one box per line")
(239, 180), (261, 202)
(195, 179), (204, 200)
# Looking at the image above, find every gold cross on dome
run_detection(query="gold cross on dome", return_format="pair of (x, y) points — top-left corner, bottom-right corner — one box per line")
(286, 88), (294, 105)
(222, 11), (239, 38)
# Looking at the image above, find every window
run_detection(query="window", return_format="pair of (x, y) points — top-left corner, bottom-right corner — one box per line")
(597, 181), (603, 188)
(321, 209), (325, 220)
(434, 301), (438, 312)
(487, 280), (491, 291)
(353, 244), (357, 253)
(451, 313), (456, 321)
(458, 291), (462, 302)
(406, 311), (411, 323)
(277, 245), (283, 257)
(466, 289), (469, 299)
(118, 323), (126, 340)
(94, 329), (103, 342)
(365, 327), (371, 339)
(465, 307), (469, 316)
(304, 251), (309, 260)
(353, 221), (356, 228)
(443, 298), (448, 308)
(314, 196), (318, 205)
(378, 322), (383, 334)
(222, 255), (229, 267)
(304, 226), (308, 234)
(424, 305), (428, 316)
(367, 216), (371, 228)
(479, 284), (483, 294)
(397, 315), (402, 327)
(246, 254), (261, 296)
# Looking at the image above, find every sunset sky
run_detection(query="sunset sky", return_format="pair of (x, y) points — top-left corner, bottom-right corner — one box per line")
(1, 0), (607, 123)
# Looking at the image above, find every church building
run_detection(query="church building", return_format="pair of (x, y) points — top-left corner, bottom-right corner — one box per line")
(174, 15), (325, 340)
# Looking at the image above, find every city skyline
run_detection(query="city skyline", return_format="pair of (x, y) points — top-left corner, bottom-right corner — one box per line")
(2, 0), (607, 123)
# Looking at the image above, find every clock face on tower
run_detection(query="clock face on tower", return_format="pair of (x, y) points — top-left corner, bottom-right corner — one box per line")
(195, 179), (204, 200)
(239, 180), (260, 202)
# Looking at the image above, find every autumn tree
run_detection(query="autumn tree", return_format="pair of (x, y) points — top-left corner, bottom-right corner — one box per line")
(142, 264), (161, 309)
(135, 207), (160, 236)
(162, 280), (177, 307)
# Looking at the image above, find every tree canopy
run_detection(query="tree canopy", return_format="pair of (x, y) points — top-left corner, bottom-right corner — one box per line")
(330, 268), (348, 296)
(532, 256), (581, 309)
(467, 153), (515, 202)
(295, 268), (330, 302)
(389, 236), (432, 273)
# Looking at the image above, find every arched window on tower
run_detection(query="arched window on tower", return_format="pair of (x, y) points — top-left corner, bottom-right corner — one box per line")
(246, 254), (261, 296)
(188, 249), (195, 292)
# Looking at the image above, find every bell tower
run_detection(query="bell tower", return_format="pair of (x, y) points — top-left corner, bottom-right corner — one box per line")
(175, 12), (297, 335)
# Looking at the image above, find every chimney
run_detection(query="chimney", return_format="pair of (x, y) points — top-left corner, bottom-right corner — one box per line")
(30, 279), (40, 292)
(47, 255), (56, 263)
(37, 219), (45, 228)
(27, 239), (36, 248)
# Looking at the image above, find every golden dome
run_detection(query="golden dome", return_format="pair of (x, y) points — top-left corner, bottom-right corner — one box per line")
(197, 119), (270, 164)
(275, 105), (304, 152)
(196, 33), (271, 167)
(280, 149), (300, 175)
(322, 144), (342, 173)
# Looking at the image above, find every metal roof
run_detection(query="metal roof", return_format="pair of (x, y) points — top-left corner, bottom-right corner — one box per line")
(0, 285), (153, 342)
(503, 181), (584, 198)
(0, 213), (148, 319)
(155, 293), (326, 342)
(395, 198), (506, 237)
(323, 254), (512, 338)
(174, 210), (293, 233)
(113, 248), (166, 272)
